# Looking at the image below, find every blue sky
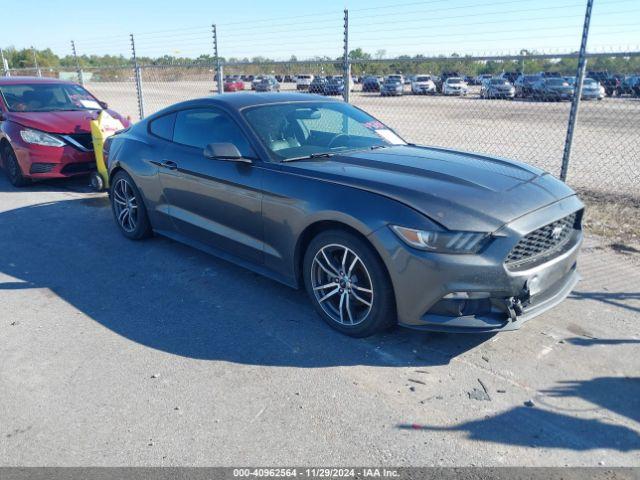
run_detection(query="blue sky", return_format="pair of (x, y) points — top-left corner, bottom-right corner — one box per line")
(3, 0), (639, 60)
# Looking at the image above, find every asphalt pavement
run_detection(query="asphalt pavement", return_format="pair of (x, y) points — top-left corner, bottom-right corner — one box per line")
(1, 174), (639, 466)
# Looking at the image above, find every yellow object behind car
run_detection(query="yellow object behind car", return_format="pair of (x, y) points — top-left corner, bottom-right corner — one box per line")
(90, 110), (125, 191)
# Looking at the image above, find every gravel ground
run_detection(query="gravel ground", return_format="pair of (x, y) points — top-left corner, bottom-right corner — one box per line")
(84, 79), (640, 196)
(0, 174), (639, 466)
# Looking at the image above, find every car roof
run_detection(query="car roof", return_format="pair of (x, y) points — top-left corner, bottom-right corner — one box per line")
(151, 92), (340, 115)
(0, 76), (77, 86)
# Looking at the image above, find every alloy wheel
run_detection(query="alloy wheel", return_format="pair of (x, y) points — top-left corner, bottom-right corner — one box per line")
(112, 178), (138, 233)
(310, 243), (374, 326)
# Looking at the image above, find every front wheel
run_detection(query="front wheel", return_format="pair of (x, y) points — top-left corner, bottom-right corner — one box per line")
(303, 230), (396, 337)
(2, 144), (28, 187)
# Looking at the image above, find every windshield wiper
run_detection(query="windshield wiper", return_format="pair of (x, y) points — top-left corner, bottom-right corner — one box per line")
(282, 152), (335, 162)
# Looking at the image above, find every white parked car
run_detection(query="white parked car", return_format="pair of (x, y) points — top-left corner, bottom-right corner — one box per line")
(475, 73), (493, 85)
(411, 75), (436, 95)
(443, 77), (469, 96)
(296, 74), (314, 91)
(581, 78), (605, 100)
(386, 74), (404, 84)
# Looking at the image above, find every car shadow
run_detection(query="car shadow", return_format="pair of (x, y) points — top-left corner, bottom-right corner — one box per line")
(0, 181), (493, 367)
(0, 174), (94, 194)
(397, 375), (640, 452)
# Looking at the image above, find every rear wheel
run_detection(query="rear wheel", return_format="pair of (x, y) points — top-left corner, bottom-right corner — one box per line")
(303, 230), (396, 337)
(110, 170), (152, 240)
(2, 144), (28, 187)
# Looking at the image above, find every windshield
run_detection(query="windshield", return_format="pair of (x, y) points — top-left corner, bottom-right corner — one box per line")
(490, 79), (508, 85)
(447, 78), (462, 84)
(584, 79), (597, 86)
(547, 79), (567, 86)
(415, 76), (431, 82)
(243, 102), (406, 161)
(0, 83), (101, 112)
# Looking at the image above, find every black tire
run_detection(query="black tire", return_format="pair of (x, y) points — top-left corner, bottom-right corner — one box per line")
(110, 170), (152, 240)
(2, 144), (28, 187)
(303, 229), (396, 338)
(89, 171), (105, 191)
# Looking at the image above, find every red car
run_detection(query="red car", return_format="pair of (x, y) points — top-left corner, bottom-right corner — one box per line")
(0, 77), (130, 186)
(223, 77), (244, 92)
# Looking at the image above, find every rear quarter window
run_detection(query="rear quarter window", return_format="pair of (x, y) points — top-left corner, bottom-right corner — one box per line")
(149, 113), (176, 141)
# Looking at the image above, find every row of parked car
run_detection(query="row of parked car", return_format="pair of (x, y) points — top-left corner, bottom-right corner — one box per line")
(223, 75), (281, 92)
(355, 71), (627, 101)
(224, 71), (639, 102)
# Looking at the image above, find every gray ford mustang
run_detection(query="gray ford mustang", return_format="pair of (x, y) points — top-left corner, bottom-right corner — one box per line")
(105, 93), (582, 337)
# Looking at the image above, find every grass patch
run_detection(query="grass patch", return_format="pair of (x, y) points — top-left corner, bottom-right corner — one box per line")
(579, 189), (640, 248)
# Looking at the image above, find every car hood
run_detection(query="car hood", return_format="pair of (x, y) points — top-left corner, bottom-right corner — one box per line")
(8, 109), (127, 134)
(281, 145), (575, 232)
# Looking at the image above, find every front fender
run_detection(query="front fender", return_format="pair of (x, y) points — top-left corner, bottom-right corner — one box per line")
(260, 164), (434, 287)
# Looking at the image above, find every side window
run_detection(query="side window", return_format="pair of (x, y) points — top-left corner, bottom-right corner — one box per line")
(149, 113), (176, 141)
(173, 108), (254, 157)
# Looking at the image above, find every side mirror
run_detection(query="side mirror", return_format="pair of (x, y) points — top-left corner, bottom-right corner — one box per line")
(204, 142), (251, 163)
(98, 101), (109, 109)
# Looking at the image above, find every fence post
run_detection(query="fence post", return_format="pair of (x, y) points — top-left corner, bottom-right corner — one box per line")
(130, 33), (145, 120)
(32, 47), (42, 77)
(212, 24), (223, 95)
(560, 0), (594, 182)
(0, 47), (9, 76)
(342, 8), (350, 103)
(70, 40), (84, 86)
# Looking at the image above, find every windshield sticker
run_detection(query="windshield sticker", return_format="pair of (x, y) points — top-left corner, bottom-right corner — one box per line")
(363, 120), (385, 130)
(79, 99), (102, 110)
(375, 129), (405, 145)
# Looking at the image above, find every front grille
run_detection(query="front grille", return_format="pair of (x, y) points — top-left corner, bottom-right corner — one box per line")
(506, 212), (580, 269)
(29, 163), (56, 174)
(60, 162), (96, 174)
(65, 133), (94, 151)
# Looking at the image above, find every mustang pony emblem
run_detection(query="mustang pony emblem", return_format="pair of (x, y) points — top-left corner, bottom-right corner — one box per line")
(551, 225), (565, 240)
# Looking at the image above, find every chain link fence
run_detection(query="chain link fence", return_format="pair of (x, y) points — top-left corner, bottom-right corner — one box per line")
(53, 54), (638, 200)
(3, 2), (639, 243)
(13, 56), (639, 196)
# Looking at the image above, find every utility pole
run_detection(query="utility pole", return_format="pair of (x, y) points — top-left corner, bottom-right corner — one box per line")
(212, 24), (223, 94)
(560, 0), (593, 182)
(71, 40), (84, 85)
(130, 34), (145, 119)
(0, 47), (9, 76)
(343, 9), (350, 103)
(32, 47), (41, 77)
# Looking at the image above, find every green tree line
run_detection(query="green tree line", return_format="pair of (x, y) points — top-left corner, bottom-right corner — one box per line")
(2, 46), (639, 77)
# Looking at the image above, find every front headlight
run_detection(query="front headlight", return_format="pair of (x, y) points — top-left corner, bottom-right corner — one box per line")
(391, 225), (489, 253)
(20, 128), (65, 147)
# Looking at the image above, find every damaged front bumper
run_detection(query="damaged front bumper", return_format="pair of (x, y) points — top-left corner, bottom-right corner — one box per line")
(371, 195), (584, 333)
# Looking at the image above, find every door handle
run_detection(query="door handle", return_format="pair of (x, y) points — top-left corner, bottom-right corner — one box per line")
(160, 160), (178, 170)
